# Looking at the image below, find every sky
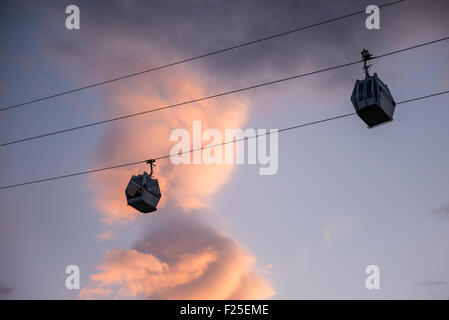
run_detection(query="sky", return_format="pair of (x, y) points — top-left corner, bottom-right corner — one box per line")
(1, 0), (449, 299)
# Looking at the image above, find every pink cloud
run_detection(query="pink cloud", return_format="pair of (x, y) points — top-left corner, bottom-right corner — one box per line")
(80, 216), (274, 300)
(53, 32), (272, 300)
(87, 71), (250, 224)
(96, 230), (116, 242)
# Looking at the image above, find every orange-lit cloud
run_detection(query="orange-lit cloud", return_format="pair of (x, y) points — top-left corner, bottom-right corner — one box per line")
(96, 230), (116, 242)
(88, 69), (249, 224)
(80, 216), (274, 300)
(80, 35), (272, 299)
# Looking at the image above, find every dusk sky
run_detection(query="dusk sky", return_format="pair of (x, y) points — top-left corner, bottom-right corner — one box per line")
(1, 0), (449, 299)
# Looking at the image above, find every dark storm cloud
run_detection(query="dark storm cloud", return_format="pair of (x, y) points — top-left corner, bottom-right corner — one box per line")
(27, 0), (449, 92)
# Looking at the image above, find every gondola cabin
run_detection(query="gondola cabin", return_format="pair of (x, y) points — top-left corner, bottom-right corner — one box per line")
(125, 160), (161, 214)
(351, 73), (396, 128)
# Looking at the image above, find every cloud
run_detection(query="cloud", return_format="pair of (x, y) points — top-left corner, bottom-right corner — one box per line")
(46, 14), (252, 225)
(429, 204), (449, 221)
(80, 214), (274, 300)
(81, 247), (217, 299)
(48, 14), (252, 225)
(96, 230), (116, 242)
(44, 1), (271, 301)
(86, 71), (250, 224)
(0, 286), (13, 298)
(42, 0), (449, 225)
(322, 217), (359, 245)
(420, 280), (446, 287)
(419, 280), (449, 299)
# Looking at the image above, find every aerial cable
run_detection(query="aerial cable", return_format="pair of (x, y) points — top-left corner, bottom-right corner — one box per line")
(1, 88), (448, 191)
(0, 0), (404, 113)
(1, 35), (448, 148)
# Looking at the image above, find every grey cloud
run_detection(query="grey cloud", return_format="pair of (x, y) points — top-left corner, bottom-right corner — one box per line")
(420, 280), (446, 287)
(23, 0), (449, 93)
(419, 280), (449, 299)
(429, 204), (449, 221)
(0, 286), (13, 298)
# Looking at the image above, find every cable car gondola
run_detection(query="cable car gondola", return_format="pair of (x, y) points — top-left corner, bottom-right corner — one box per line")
(351, 49), (396, 128)
(125, 159), (161, 214)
